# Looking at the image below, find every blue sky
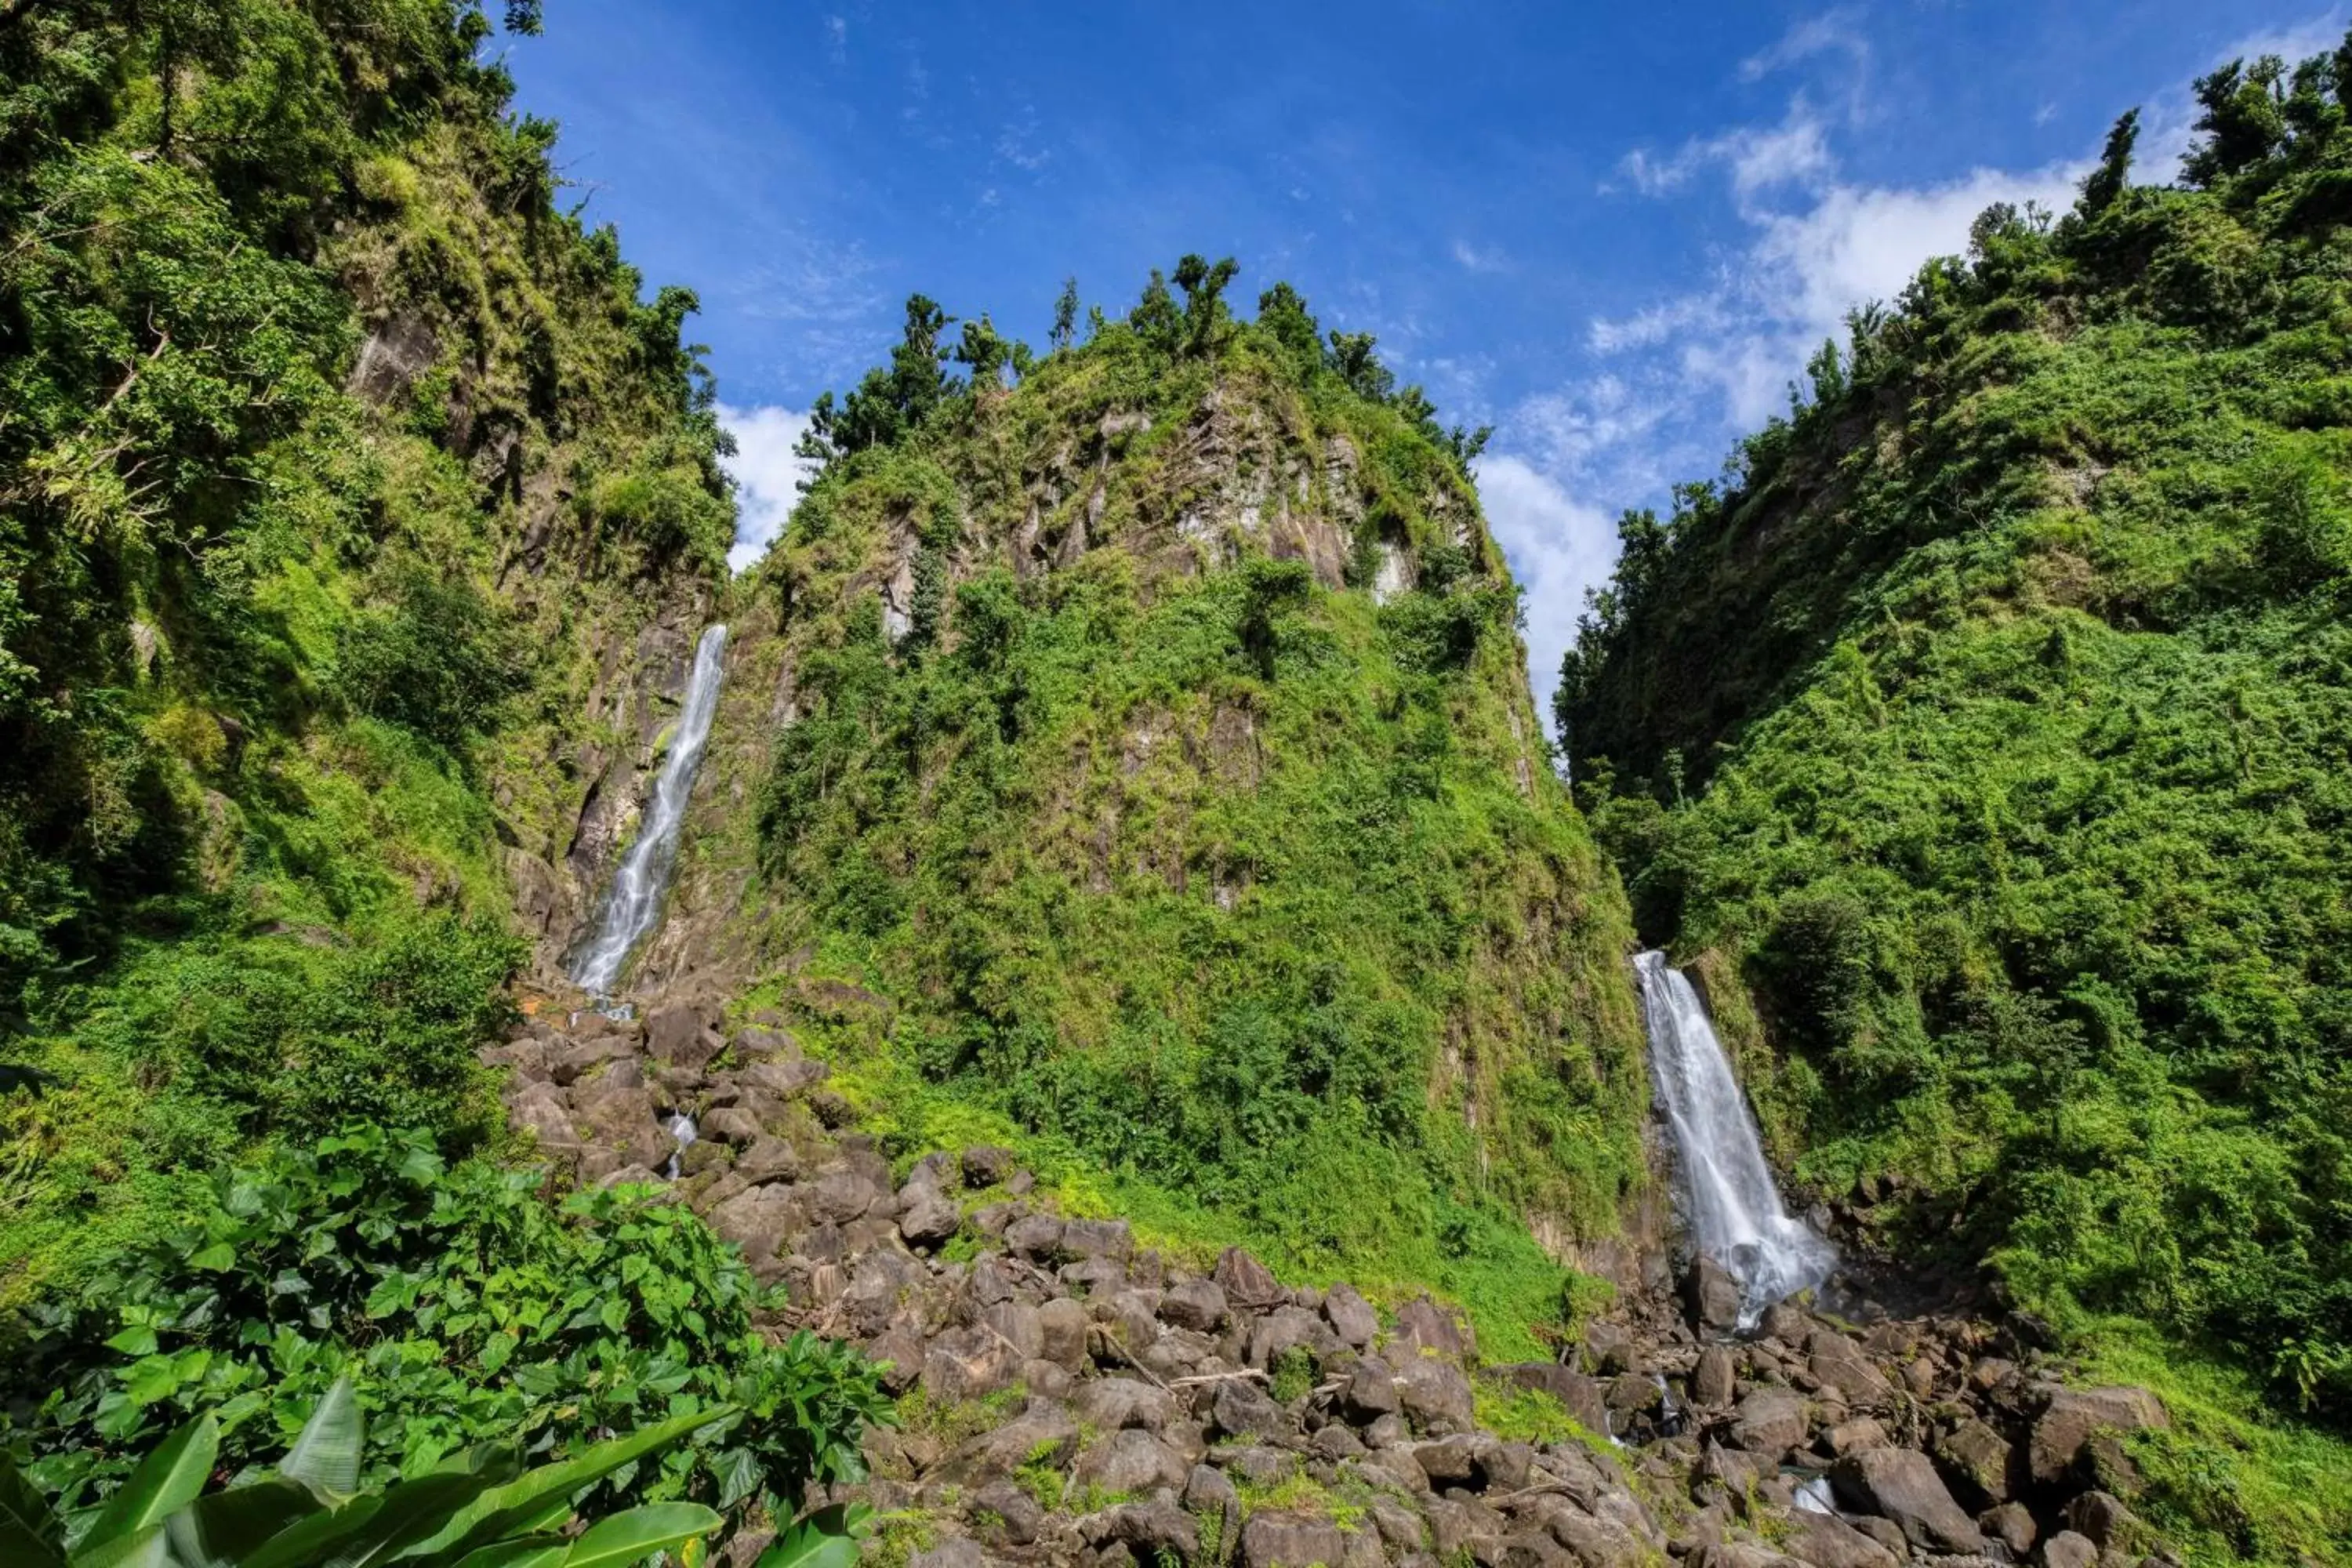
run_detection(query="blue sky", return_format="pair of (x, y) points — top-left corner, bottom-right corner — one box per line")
(510, 1), (2339, 720)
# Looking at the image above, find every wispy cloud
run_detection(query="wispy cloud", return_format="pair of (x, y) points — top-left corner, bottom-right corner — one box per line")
(1475, 453), (1619, 727)
(1740, 9), (1868, 84)
(1613, 103), (1834, 202)
(1451, 238), (1508, 273)
(718, 404), (816, 572)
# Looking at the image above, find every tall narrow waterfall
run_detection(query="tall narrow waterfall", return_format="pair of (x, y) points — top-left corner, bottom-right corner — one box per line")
(1635, 949), (1836, 1328)
(569, 624), (729, 996)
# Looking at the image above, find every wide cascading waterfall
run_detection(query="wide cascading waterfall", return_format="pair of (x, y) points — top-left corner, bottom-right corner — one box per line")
(568, 623), (729, 996)
(1635, 949), (1836, 1328)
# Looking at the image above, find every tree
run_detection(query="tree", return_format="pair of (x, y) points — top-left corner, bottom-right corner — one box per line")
(1131, 269), (1180, 355)
(2184, 56), (2289, 186)
(1174, 252), (1240, 354)
(1256, 281), (1322, 373)
(1327, 331), (1393, 401)
(802, 294), (954, 461)
(1050, 276), (1079, 351)
(954, 313), (1014, 390)
(2079, 107), (2139, 215)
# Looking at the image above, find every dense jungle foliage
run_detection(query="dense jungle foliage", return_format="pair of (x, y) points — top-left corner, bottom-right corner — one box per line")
(1560, 38), (2352, 1545)
(0, 0), (880, 1548)
(739, 268), (1646, 1359)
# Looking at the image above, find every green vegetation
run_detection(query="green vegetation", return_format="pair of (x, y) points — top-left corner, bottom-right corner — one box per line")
(736, 266), (1646, 1358)
(1559, 36), (2352, 1554)
(5, 1126), (887, 1540)
(0, 0), (883, 1549)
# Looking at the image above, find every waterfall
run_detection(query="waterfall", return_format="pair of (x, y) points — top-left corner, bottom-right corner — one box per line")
(568, 624), (729, 996)
(1635, 949), (1836, 1329)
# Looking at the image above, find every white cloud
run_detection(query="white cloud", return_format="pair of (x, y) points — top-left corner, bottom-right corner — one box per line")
(1475, 455), (1621, 727)
(1452, 238), (1508, 272)
(1613, 104), (1834, 203)
(1740, 9), (1867, 83)
(718, 404), (815, 572)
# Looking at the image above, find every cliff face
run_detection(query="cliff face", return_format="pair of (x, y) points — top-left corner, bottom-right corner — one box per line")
(608, 289), (1653, 1352)
(1559, 67), (2352, 1426)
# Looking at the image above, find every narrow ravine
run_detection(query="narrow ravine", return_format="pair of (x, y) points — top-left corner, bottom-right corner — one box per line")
(1635, 949), (1837, 1328)
(569, 622), (731, 996)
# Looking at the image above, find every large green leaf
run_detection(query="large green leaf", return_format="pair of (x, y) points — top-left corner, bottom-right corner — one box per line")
(163, 1479), (321, 1568)
(68, 1525), (171, 1568)
(0, 1454), (66, 1568)
(278, 1377), (364, 1500)
(78, 1414), (218, 1555)
(235, 1494), (387, 1568)
(559, 1504), (720, 1568)
(298, 1463), (517, 1568)
(409, 1405), (733, 1565)
(751, 1504), (869, 1568)
(443, 1537), (568, 1568)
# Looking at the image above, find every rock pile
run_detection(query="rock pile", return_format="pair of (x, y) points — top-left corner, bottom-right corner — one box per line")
(487, 1007), (2179, 1568)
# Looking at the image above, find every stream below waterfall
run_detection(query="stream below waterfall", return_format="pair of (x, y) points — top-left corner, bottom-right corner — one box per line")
(569, 623), (729, 996)
(1636, 949), (1838, 1329)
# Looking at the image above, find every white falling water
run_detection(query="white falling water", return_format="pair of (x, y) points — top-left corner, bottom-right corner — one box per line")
(1636, 949), (1837, 1329)
(569, 624), (729, 996)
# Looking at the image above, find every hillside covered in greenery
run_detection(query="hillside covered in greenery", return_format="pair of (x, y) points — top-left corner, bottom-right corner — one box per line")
(706, 265), (1650, 1358)
(1561, 41), (2352, 1554)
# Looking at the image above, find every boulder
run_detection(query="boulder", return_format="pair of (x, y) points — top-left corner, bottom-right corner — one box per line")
(1038, 1298), (1091, 1372)
(1210, 1377), (1287, 1439)
(1076, 1428), (1189, 1494)
(701, 1106), (764, 1146)
(961, 1145), (1015, 1187)
(507, 1082), (579, 1148)
(1828, 1446), (1987, 1556)
(1342, 1356), (1403, 1421)
(644, 1004), (720, 1069)
(2030, 1386), (2167, 1485)
(1005, 1212), (1067, 1261)
(1213, 1247), (1288, 1312)
(550, 1034), (639, 1085)
(2060, 1490), (2136, 1548)
(1979, 1501), (2036, 1559)
(1691, 1345), (1737, 1407)
(1824, 1417), (1887, 1457)
(1730, 1388), (1809, 1460)
(906, 1541), (982, 1568)
(1392, 1296), (1474, 1363)
(1062, 1216), (1134, 1260)
(1780, 1512), (1899, 1568)
(1102, 1500), (1199, 1564)
(1494, 1363), (1610, 1436)
(1160, 1277), (1230, 1333)
(931, 1399), (1080, 1487)
(971, 1479), (1045, 1546)
(2042, 1530), (2097, 1568)
(807, 1168), (886, 1225)
(1323, 1283), (1379, 1348)
(743, 1058), (830, 1098)
(898, 1188), (963, 1249)
(1684, 1257), (1743, 1334)
(1395, 1356), (1475, 1434)
(863, 1323), (925, 1395)
(1249, 1305), (1337, 1370)
(921, 1323), (1024, 1402)
(1241, 1513), (1345, 1568)
(1074, 1377), (1177, 1432)
(1934, 1418), (2020, 1505)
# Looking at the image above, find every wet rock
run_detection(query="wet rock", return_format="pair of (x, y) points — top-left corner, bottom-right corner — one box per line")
(701, 1106), (764, 1146)
(1323, 1283), (1379, 1348)
(1211, 1377), (1287, 1439)
(1978, 1501), (2035, 1559)
(1731, 1388), (1809, 1459)
(1828, 1446), (1987, 1556)
(1159, 1277), (1228, 1334)
(2030, 1387), (2167, 1485)
(1213, 1246), (1288, 1312)
(1076, 1428), (1189, 1494)
(1685, 1258), (1743, 1334)
(1241, 1512), (1345, 1568)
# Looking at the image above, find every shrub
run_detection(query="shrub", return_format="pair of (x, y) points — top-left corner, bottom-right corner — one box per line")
(3, 1127), (891, 1539)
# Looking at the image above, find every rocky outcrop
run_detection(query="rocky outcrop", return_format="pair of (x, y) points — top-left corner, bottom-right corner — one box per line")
(487, 1010), (2180, 1568)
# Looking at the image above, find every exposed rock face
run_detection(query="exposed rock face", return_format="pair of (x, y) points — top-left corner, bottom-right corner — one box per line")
(1829, 1448), (1987, 1556)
